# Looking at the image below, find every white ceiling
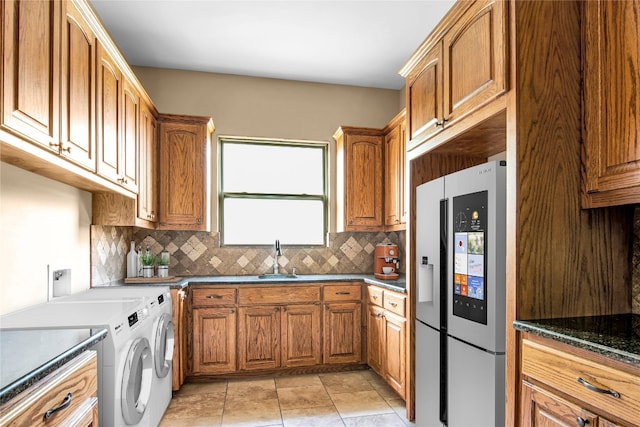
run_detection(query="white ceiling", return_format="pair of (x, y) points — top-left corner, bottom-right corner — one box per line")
(89, 0), (456, 90)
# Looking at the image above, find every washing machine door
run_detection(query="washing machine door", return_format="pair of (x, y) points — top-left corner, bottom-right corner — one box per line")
(154, 313), (175, 378)
(121, 337), (153, 425)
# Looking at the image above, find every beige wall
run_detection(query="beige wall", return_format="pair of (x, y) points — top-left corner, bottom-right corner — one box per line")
(133, 67), (403, 231)
(0, 163), (92, 315)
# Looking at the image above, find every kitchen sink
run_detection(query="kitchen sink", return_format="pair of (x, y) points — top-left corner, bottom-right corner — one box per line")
(257, 273), (298, 279)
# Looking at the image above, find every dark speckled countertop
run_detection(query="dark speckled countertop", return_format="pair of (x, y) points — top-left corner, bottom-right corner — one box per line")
(99, 274), (407, 294)
(513, 314), (640, 367)
(0, 327), (108, 405)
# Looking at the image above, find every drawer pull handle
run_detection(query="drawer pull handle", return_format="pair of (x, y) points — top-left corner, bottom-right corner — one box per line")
(576, 377), (621, 398)
(206, 295), (223, 299)
(335, 292), (350, 295)
(372, 295), (379, 299)
(389, 302), (398, 307)
(576, 417), (589, 427)
(44, 392), (72, 420)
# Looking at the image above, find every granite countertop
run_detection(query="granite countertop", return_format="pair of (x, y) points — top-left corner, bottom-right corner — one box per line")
(513, 314), (640, 367)
(101, 274), (407, 294)
(0, 327), (108, 405)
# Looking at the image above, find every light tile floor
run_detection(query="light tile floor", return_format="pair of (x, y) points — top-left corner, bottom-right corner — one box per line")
(159, 369), (414, 427)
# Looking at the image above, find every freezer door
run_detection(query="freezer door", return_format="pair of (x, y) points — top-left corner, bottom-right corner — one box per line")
(415, 321), (445, 427)
(447, 337), (505, 427)
(415, 177), (444, 328)
(445, 161), (506, 353)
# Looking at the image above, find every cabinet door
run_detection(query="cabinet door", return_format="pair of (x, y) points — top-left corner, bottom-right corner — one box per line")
(281, 304), (321, 367)
(323, 302), (362, 364)
(443, 0), (506, 125)
(1, 0), (61, 149)
(138, 102), (157, 223)
(238, 305), (281, 370)
(95, 43), (122, 184)
(158, 118), (208, 230)
(345, 133), (383, 230)
(192, 307), (237, 374)
(367, 305), (385, 375)
(521, 381), (598, 427)
(582, 0), (640, 207)
(406, 42), (443, 145)
(60, 0), (95, 171)
(170, 288), (188, 390)
(120, 79), (139, 192)
(383, 114), (406, 231)
(383, 311), (406, 398)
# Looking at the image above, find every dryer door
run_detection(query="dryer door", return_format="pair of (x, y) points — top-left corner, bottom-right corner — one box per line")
(121, 337), (153, 425)
(154, 313), (175, 378)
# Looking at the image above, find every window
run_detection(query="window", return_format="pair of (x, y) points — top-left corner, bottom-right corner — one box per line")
(219, 137), (327, 246)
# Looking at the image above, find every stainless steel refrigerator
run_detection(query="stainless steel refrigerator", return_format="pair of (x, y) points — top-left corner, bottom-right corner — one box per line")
(415, 160), (506, 427)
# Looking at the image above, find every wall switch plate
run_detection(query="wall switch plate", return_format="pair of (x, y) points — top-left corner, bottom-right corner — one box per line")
(47, 265), (72, 301)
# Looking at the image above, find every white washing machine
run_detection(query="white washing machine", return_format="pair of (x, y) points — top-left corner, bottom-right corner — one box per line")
(55, 286), (174, 426)
(0, 298), (155, 427)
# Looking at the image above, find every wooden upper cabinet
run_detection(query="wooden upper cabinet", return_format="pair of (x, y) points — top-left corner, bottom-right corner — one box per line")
(384, 110), (407, 230)
(443, 0), (506, 125)
(120, 79), (139, 193)
(406, 42), (443, 144)
(1, 0), (61, 149)
(95, 43), (122, 184)
(401, 0), (507, 151)
(158, 114), (214, 231)
(138, 101), (158, 224)
(334, 127), (384, 232)
(582, 0), (640, 208)
(60, 0), (96, 171)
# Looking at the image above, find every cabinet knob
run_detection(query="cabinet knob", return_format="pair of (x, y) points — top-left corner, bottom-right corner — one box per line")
(434, 118), (448, 128)
(196, 218), (202, 224)
(274, 307), (280, 312)
(372, 295), (378, 299)
(230, 309), (235, 314)
(576, 417), (589, 427)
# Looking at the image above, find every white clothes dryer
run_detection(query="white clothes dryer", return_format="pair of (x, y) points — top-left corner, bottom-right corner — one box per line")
(0, 299), (155, 427)
(55, 286), (174, 426)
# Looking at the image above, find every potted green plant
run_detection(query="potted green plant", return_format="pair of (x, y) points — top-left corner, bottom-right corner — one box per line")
(157, 250), (170, 278)
(139, 249), (156, 278)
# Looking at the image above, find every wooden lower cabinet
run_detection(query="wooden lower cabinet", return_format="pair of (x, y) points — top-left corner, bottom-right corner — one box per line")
(521, 335), (640, 427)
(0, 351), (98, 427)
(189, 282), (367, 377)
(238, 305), (280, 371)
(192, 307), (237, 374)
(170, 288), (189, 390)
(238, 303), (322, 371)
(282, 304), (322, 367)
(383, 311), (406, 396)
(366, 285), (407, 399)
(323, 302), (362, 364)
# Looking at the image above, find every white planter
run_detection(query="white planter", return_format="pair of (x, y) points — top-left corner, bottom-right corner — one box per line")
(158, 265), (169, 278)
(142, 265), (154, 278)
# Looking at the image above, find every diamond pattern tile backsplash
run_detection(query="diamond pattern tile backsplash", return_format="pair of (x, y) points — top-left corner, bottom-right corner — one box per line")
(90, 226), (405, 286)
(91, 206), (640, 314)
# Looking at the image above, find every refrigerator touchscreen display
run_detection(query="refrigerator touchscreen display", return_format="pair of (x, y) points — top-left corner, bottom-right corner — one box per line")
(453, 191), (488, 324)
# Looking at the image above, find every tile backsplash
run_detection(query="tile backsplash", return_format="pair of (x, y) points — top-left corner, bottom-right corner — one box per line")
(91, 226), (405, 286)
(91, 206), (640, 314)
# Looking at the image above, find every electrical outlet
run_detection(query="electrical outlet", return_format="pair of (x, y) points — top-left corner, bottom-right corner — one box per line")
(47, 265), (72, 300)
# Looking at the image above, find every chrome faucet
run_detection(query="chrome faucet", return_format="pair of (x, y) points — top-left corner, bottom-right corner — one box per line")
(273, 239), (282, 274)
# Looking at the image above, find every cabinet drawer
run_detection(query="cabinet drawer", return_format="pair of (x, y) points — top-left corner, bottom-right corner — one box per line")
(522, 338), (640, 426)
(192, 287), (237, 307)
(239, 286), (320, 305)
(367, 286), (384, 307)
(324, 283), (362, 302)
(383, 292), (406, 317)
(0, 351), (98, 426)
